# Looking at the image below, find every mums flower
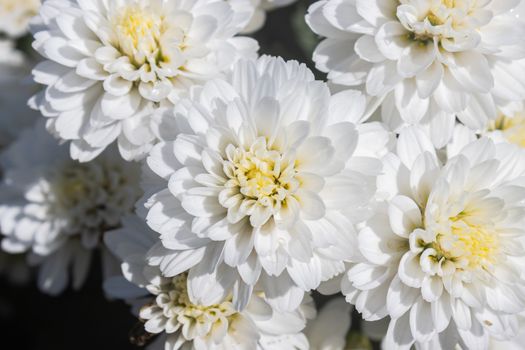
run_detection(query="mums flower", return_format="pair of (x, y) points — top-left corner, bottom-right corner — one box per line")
(30, 0), (257, 161)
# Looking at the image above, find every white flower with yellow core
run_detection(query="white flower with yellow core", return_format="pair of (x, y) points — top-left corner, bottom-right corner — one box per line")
(485, 102), (525, 148)
(104, 215), (313, 350)
(30, 0), (258, 162)
(142, 56), (392, 312)
(306, 0), (525, 148)
(343, 126), (525, 349)
(0, 0), (40, 37)
(0, 121), (141, 295)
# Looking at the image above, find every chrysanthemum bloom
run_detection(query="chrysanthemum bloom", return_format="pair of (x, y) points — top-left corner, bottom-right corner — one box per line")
(0, 40), (39, 148)
(0, 122), (141, 295)
(343, 126), (525, 348)
(486, 102), (525, 148)
(0, 0), (40, 38)
(143, 56), (392, 311)
(30, 0), (258, 162)
(230, 0), (298, 33)
(306, 0), (525, 148)
(104, 215), (314, 350)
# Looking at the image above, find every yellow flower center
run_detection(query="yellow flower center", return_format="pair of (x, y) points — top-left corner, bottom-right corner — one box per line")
(0, 0), (40, 29)
(427, 0), (461, 25)
(0, 0), (39, 13)
(442, 0), (456, 8)
(434, 211), (501, 270)
(489, 113), (525, 148)
(53, 165), (91, 206)
(147, 273), (238, 340)
(226, 137), (299, 208)
(113, 5), (164, 66)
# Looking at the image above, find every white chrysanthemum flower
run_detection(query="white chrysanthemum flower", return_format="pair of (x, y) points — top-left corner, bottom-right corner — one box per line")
(306, 0), (525, 147)
(30, 0), (258, 162)
(486, 102), (525, 148)
(0, 40), (39, 148)
(305, 297), (352, 350)
(0, 121), (141, 295)
(343, 126), (525, 349)
(104, 215), (314, 350)
(143, 56), (392, 312)
(0, 0), (40, 38)
(230, 0), (298, 33)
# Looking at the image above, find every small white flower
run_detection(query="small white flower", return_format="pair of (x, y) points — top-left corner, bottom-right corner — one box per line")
(0, 121), (141, 295)
(306, 0), (525, 147)
(104, 215), (314, 350)
(0, 40), (39, 148)
(343, 126), (525, 348)
(142, 56), (392, 312)
(305, 297), (352, 350)
(230, 0), (298, 33)
(30, 0), (258, 162)
(0, 0), (40, 38)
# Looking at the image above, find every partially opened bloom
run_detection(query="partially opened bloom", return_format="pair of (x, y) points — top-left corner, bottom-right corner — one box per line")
(343, 126), (525, 348)
(0, 0), (40, 38)
(104, 215), (314, 350)
(0, 121), (141, 295)
(30, 0), (258, 162)
(306, 0), (525, 147)
(143, 56), (391, 311)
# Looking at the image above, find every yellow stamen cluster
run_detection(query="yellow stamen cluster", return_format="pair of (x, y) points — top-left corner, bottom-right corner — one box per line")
(53, 164), (91, 206)
(434, 212), (501, 270)
(442, 0), (456, 8)
(226, 138), (298, 208)
(490, 113), (525, 148)
(114, 5), (164, 66)
(0, 0), (39, 13)
(143, 273), (238, 340)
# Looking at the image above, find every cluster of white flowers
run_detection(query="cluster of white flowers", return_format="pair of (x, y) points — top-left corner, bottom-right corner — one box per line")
(2, 0), (525, 349)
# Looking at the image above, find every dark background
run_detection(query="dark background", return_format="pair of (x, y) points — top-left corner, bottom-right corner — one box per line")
(0, 2), (378, 349)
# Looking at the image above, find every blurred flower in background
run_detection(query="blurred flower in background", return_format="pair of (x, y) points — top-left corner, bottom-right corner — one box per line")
(0, 121), (141, 295)
(0, 0), (40, 38)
